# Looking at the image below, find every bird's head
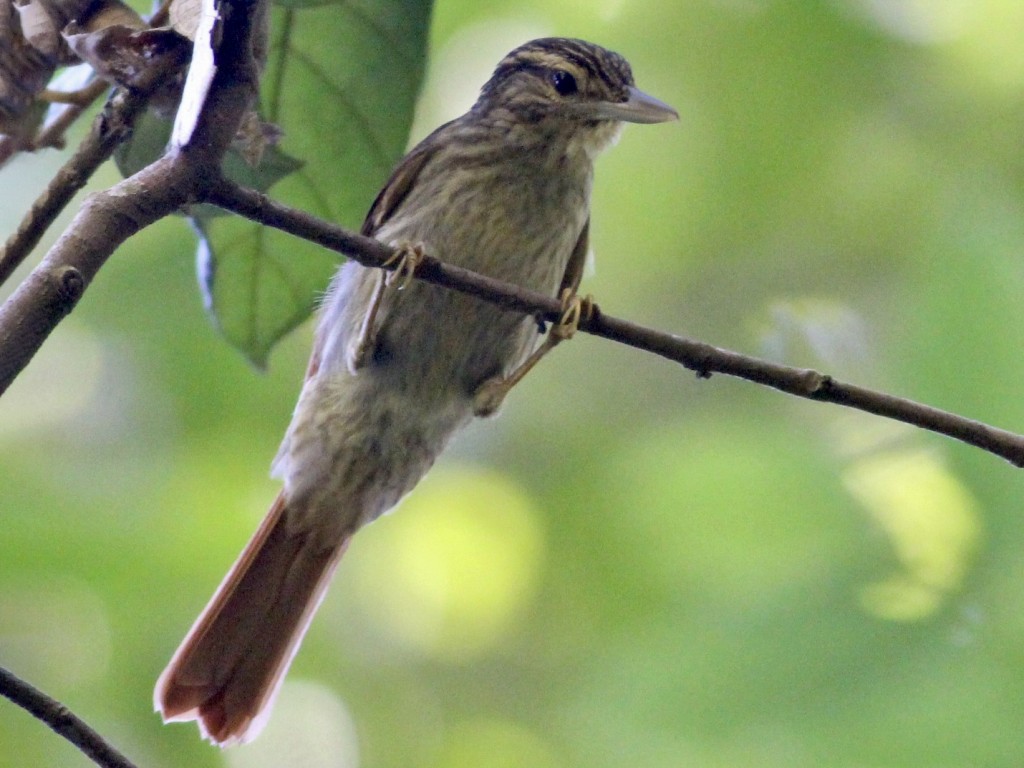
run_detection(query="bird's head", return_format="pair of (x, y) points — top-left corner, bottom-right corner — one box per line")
(474, 37), (678, 150)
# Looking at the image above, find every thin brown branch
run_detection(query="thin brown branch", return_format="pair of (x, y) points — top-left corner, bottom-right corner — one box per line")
(206, 179), (1024, 468)
(40, 82), (106, 107)
(31, 78), (112, 151)
(0, 28), (198, 289)
(0, 86), (144, 288)
(0, 665), (139, 768)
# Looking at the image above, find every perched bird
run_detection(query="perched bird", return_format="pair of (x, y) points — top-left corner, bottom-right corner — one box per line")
(155, 36), (677, 745)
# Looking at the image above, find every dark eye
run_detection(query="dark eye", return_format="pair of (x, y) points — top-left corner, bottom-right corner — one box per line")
(550, 69), (578, 96)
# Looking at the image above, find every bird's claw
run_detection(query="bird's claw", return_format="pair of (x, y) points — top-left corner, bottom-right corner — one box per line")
(383, 242), (425, 291)
(551, 288), (594, 342)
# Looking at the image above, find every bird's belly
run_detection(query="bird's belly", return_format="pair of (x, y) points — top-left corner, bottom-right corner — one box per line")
(373, 250), (563, 401)
(365, 171), (589, 400)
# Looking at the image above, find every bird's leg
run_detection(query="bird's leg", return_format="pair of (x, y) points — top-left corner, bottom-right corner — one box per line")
(384, 241), (426, 290)
(472, 288), (594, 417)
(347, 242), (425, 372)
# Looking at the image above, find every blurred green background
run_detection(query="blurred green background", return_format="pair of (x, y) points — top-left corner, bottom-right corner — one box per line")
(3, 0), (1024, 766)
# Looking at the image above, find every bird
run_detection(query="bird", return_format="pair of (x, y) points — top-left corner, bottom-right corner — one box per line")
(154, 36), (677, 746)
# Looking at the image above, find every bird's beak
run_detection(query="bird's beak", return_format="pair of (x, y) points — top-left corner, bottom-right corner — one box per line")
(594, 86), (679, 124)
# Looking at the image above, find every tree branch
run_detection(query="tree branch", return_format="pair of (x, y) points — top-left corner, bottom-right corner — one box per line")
(0, 6), (198, 291)
(0, 665), (139, 768)
(32, 79), (113, 147)
(3, 0), (1022, 475)
(0, 86), (147, 288)
(206, 178), (1024, 468)
(0, 0), (266, 396)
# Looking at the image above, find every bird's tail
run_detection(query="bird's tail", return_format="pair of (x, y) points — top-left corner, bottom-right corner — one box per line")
(154, 492), (349, 746)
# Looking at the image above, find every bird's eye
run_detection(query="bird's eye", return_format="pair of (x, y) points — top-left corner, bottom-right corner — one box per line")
(550, 69), (578, 96)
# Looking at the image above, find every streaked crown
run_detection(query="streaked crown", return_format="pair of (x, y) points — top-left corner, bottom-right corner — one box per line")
(475, 37), (636, 121)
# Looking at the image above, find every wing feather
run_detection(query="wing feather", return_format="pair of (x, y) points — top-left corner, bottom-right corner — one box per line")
(304, 122), (453, 381)
(559, 217), (590, 296)
(360, 121), (453, 237)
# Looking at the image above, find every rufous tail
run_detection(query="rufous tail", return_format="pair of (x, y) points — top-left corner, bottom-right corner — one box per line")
(154, 492), (348, 745)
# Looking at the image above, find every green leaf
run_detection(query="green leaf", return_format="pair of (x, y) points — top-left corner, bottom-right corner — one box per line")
(199, 0), (433, 364)
(194, 214), (337, 368)
(114, 108), (173, 179)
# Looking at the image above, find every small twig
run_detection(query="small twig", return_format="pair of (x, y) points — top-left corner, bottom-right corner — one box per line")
(0, 86), (146, 288)
(0, 0), (189, 278)
(0, 71), (107, 166)
(0, 33), (194, 290)
(0, 665), (140, 768)
(206, 178), (1024, 468)
(31, 79), (112, 151)
(40, 83), (106, 108)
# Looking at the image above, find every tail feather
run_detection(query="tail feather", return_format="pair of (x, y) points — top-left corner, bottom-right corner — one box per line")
(155, 493), (348, 745)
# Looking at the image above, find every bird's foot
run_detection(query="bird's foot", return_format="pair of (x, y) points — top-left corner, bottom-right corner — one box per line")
(551, 288), (594, 342)
(347, 242), (426, 373)
(471, 289), (595, 418)
(383, 241), (425, 290)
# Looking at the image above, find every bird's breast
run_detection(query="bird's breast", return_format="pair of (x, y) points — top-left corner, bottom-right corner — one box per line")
(321, 149), (593, 411)
(394, 152), (591, 286)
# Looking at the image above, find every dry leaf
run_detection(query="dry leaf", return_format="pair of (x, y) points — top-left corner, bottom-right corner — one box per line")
(63, 22), (190, 92)
(169, 0), (202, 40)
(233, 109), (283, 167)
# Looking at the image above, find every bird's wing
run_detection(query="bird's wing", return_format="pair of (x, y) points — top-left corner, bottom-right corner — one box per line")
(559, 216), (590, 296)
(304, 123), (453, 379)
(360, 121), (453, 237)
